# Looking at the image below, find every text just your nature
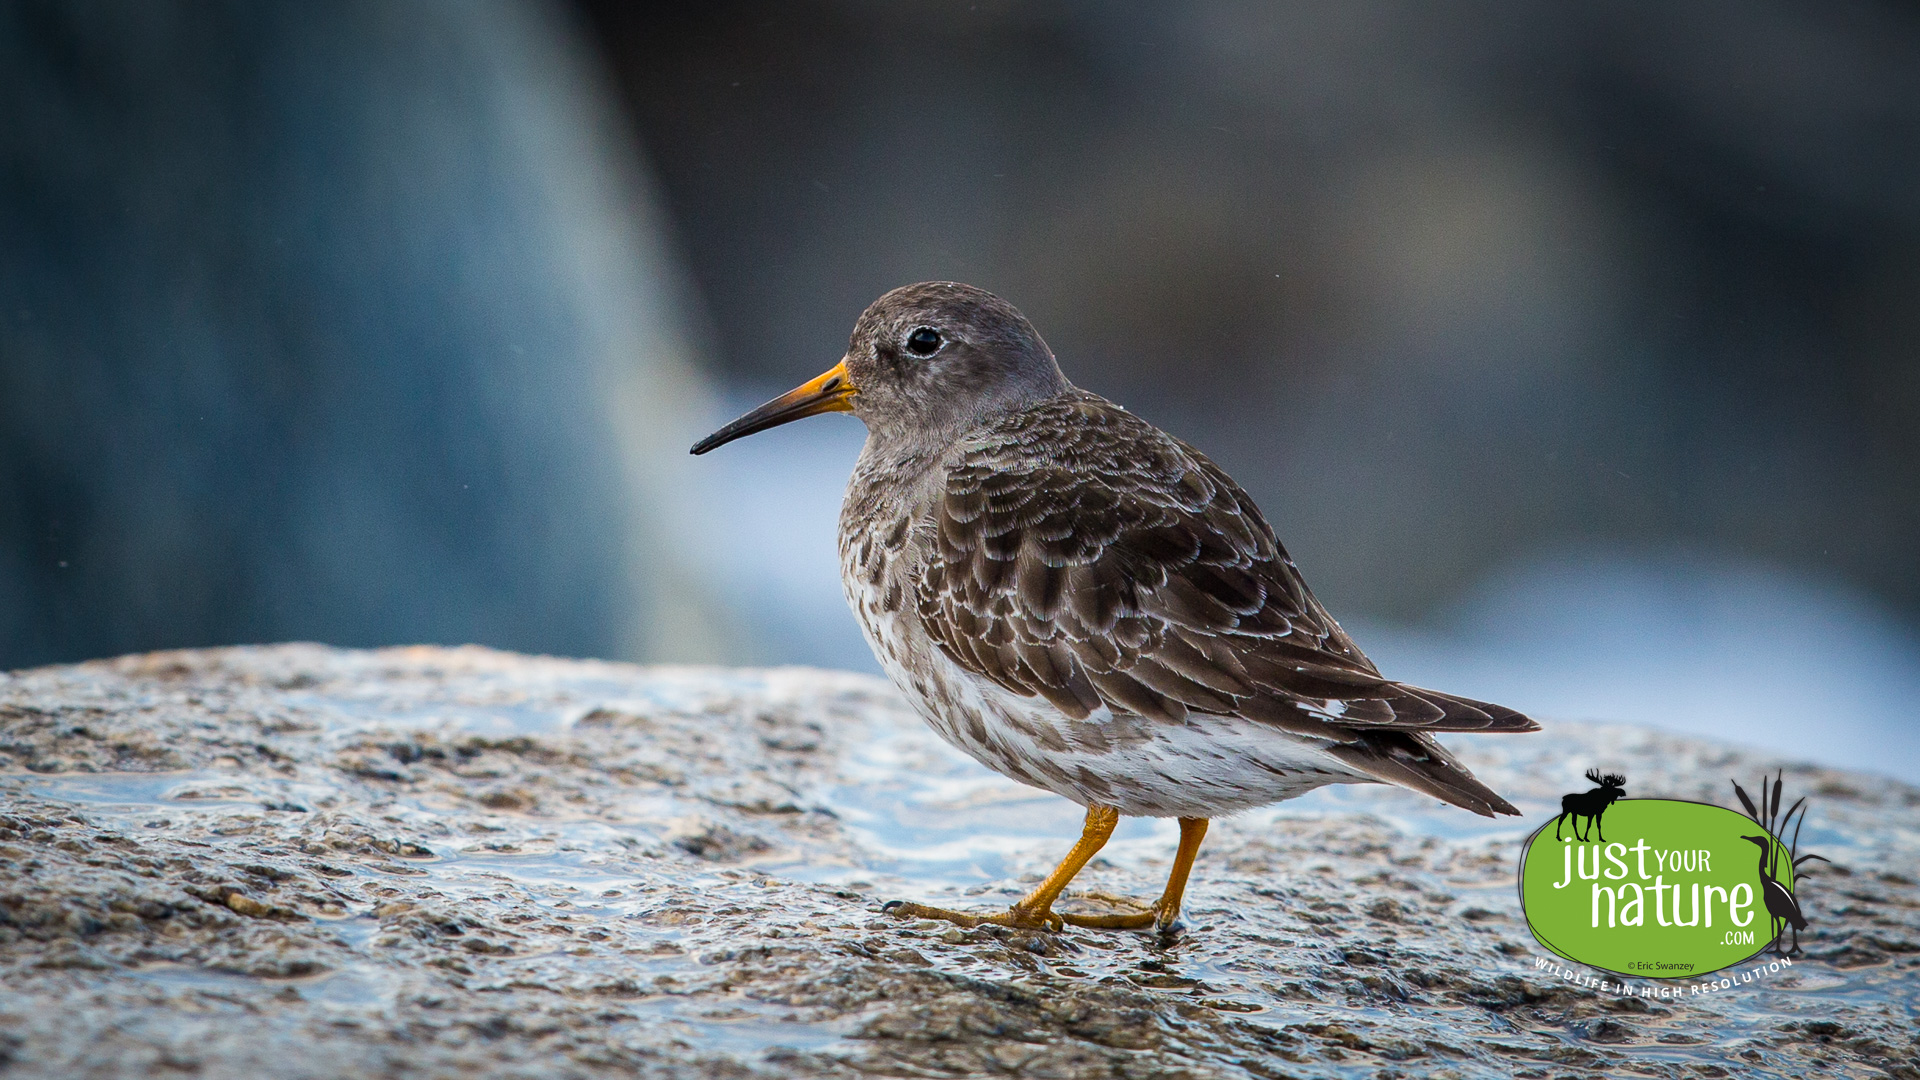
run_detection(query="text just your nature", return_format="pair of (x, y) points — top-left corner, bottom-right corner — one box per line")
(1552, 837), (1756, 933)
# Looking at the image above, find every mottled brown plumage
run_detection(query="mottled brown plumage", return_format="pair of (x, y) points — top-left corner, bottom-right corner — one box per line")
(694, 281), (1538, 933)
(907, 389), (1534, 812)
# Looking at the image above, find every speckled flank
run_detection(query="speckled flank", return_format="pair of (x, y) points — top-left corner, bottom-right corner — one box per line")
(845, 525), (1360, 818)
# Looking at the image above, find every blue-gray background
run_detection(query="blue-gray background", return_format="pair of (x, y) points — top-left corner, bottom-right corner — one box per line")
(3, 2), (1916, 781)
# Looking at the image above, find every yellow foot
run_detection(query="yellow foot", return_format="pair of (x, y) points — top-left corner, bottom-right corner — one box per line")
(882, 899), (1064, 932)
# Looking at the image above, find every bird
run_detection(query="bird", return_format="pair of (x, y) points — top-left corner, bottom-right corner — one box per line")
(691, 281), (1538, 935)
(1741, 834), (1808, 955)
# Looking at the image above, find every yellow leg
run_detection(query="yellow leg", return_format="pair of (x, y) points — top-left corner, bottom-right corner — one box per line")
(1059, 817), (1209, 933)
(884, 805), (1119, 931)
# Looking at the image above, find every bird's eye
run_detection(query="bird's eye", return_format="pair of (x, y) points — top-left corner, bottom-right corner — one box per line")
(905, 326), (943, 357)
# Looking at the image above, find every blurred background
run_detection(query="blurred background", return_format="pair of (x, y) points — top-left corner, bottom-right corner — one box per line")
(2, 1), (1916, 780)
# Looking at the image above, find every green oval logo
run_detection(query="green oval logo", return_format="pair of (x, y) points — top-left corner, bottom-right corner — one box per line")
(1519, 799), (1796, 979)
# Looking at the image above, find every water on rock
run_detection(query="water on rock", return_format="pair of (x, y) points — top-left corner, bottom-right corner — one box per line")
(1, 645), (1914, 1077)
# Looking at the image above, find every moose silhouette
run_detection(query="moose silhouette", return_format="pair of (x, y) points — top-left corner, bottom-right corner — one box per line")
(1554, 769), (1626, 842)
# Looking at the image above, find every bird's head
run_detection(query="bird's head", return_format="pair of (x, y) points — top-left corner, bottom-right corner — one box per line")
(691, 282), (1070, 455)
(1740, 834), (1772, 849)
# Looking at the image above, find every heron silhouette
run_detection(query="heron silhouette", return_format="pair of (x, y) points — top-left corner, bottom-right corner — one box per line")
(1730, 770), (1828, 957)
(1741, 834), (1807, 955)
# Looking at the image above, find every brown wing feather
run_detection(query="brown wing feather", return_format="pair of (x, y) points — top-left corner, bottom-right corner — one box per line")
(916, 393), (1540, 758)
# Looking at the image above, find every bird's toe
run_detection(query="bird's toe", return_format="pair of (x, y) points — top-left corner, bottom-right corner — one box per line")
(1056, 893), (1161, 930)
(881, 900), (985, 927)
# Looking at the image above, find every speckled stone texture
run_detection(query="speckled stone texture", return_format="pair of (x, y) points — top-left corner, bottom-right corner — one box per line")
(0, 645), (1915, 1078)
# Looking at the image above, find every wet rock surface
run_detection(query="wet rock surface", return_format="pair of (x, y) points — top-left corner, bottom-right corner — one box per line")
(1, 644), (1915, 1078)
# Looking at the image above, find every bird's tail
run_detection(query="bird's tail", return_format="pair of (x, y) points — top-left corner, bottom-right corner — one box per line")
(1385, 683), (1540, 733)
(1326, 729), (1524, 817)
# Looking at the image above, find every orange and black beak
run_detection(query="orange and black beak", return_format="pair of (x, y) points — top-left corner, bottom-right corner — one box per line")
(690, 359), (857, 455)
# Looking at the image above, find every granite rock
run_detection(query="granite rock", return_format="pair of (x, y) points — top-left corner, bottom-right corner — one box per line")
(0, 645), (1915, 1078)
